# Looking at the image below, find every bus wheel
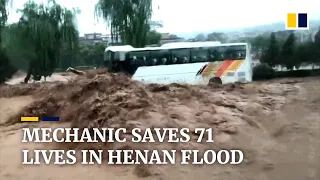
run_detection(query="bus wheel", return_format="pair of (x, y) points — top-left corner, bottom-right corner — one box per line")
(208, 77), (222, 86)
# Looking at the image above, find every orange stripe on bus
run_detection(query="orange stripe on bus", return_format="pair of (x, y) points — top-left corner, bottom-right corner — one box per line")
(215, 60), (234, 77)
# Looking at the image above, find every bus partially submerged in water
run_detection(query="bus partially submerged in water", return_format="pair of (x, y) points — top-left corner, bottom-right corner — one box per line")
(104, 42), (252, 85)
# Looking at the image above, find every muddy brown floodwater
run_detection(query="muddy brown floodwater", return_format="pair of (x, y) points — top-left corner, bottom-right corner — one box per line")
(0, 71), (319, 180)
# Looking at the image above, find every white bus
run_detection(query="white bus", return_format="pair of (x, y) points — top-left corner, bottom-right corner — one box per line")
(104, 42), (253, 85)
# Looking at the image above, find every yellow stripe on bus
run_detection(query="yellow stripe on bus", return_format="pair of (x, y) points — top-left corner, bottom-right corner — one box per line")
(202, 61), (224, 77)
(227, 60), (244, 71)
(214, 62), (224, 71)
(202, 63), (219, 77)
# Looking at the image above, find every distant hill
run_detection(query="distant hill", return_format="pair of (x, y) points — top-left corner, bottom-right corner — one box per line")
(234, 20), (320, 33)
(175, 20), (320, 39)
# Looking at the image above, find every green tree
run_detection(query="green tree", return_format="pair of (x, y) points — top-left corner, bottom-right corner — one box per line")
(60, 43), (81, 71)
(146, 30), (161, 45)
(0, 0), (17, 83)
(293, 30), (320, 70)
(314, 27), (320, 46)
(260, 32), (279, 67)
(91, 43), (106, 67)
(79, 44), (93, 66)
(312, 27), (320, 67)
(278, 32), (296, 70)
(243, 35), (270, 59)
(95, 0), (153, 47)
(78, 43), (106, 68)
(0, 48), (17, 83)
(0, 0), (8, 35)
(250, 36), (269, 53)
(294, 42), (309, 67)
(3, 0), (79, 82)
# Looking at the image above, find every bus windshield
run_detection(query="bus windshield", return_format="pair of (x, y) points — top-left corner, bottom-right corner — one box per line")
(104, 51), (112, 61)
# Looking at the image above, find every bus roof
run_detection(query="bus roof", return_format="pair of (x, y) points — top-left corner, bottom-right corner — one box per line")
(161, 41), (221, 48)
(126, 42), (248, 52)
(218, 42), (248, 46)
(105, 45), (134, 52)
(105, 42), (248, 53)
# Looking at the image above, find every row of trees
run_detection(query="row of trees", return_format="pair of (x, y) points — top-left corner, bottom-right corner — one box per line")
(1, 0), (160, 83)
(193, 30), (320, 70)
(260, 30), (320, 70)
(194, 32), (228, 42)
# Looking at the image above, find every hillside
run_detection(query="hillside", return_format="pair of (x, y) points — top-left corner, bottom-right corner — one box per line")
(176, 20), (320, 39)
(235, 20), (320, 33)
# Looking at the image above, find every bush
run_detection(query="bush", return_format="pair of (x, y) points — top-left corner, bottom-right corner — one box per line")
(252, 63), (275, 80)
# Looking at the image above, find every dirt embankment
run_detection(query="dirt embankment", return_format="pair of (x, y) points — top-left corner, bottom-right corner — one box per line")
(0, 71), (319, 180)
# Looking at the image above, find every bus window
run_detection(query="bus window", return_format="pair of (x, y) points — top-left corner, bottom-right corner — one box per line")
(150, 57), (157, 66)
(129, 51), (153, 66)
(125, 53), (136, 65)
(150, 50), (170, 65)
(129, 51), (150, 67)
(171, 48), (190, 64)
(190, 47), (208, 63)
(224, 45), (246, 59)
(208, 47), (224, 61)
